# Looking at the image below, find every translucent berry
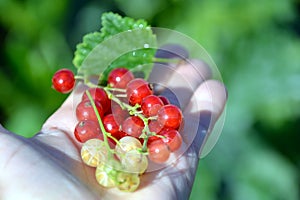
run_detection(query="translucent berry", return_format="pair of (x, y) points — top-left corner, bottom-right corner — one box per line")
(157, 105), (183, 129)
(122, 116), (145, 138)
(120, 150), (148, 174)
(76, 100), (104, 121)
(116, 172), (140, 192)
(52, 69), (75, 93)
(74, 120), (103, 143)
(160, 129), (183, 152)
(95, 162), (117, 188)
(115, 136), (142, 156)
(126, 78), (153, 105)
(148, 120), (163, 133)
(81, 139), (108, 167)
(141, 95), (164, 117)
(148, 140), (170, 163)
(103, 114), (120, 135)
(108, 68), (134, 88)
(82, 88), (110, 113)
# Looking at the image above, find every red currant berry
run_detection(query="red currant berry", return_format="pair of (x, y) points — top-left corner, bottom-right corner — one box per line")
(52, 69), (75, 93)
(157, 105), (183, 129)
(126, 78), (153, 105)
(74, 120), (103, 143)
(147, 135), (161, 146)
(76, 100), (104, 121)
(141, 95), (164, 117)
(108, 68), (134, 88)
(110, 101), (129, 125)
(148, 120), (163, 133)
(160, 129), (182, 152)
(121, 116), (144, 138)
(148, 140), (170, 163)
(82, 88), (110, 113)
(103, 114), (120, 135)
(115, 131), (128, 140)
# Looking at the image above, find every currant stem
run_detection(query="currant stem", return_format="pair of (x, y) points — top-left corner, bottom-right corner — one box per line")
(85, 90), (119, 154)
(102, 85), (159, 153)
(74, 75), (84, 80)
(105, 87), (126, 93)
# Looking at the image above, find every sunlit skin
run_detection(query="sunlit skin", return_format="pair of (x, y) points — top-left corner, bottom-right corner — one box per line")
(0, 60), (227, 200)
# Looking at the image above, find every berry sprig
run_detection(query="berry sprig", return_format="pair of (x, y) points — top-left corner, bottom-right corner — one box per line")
(51, 67), (184, 192)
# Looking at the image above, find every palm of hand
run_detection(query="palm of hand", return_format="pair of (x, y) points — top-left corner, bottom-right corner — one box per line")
(0, 61), (226, 200)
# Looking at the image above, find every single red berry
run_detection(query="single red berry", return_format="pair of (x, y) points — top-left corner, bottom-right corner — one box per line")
(52, 69), (75, 93)
(160, 129), (182, 152)
(157, 105), (183, 129)
(74, 120), (103, 143)
(114, 131), (128, 140)
(103, 114), (120, 135)
(147, 135), (161, 146)
(110, 101), (129, 125)
(82, 88), (110, 113)
(148, 140), (170, 164)
(141, 95), (164, 117)
(126, 78), (153, 105)
(121, 116), (144, 138)
(108, 68), (134, 88)
(76, 100), (104, 121)
(148, 120), (163, 134)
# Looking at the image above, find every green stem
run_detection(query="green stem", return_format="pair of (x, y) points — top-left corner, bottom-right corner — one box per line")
(105, 87), (126, 93)
(85, 90), (118, 154)
(74, 75), (85, 80)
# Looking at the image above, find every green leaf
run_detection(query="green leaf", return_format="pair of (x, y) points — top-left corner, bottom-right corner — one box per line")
(100, 12), (149, 39)
(79, 28), (156, 83)
(73, 32), (103, 68)
(72, 12), (157, 83)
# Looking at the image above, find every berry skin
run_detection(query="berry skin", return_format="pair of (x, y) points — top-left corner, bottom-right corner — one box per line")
(82, 88), (110, 113)
(148, 120), (163, 134)
(141, 95), (164, 117)
(120, 150), (148, 174)
(52, 69), (75, 93)
(74, 120), (103, 143)
(148, 140), (170, 163)
(108, 68), (134, 88)
(121, 116), (144, 138)
(126, 78), (153, 105)
(115, 136), (142, 157)
(76, 100), (104, 121)
(110, 101), (129, 125)
(160, 129), (182, 152)
(157, 105), (183, 129)
(96, 162), (117, 188)
(81, 139), (108, 167)
(103, 114), (120, 134)
(116, 172), (140, 192)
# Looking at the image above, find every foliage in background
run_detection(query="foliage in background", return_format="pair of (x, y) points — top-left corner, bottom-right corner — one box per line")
(0, 0), (299, 199)
(0, 0), (72, 137)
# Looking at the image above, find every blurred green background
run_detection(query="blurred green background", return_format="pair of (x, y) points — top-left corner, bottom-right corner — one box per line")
(0, 0), (299, 199)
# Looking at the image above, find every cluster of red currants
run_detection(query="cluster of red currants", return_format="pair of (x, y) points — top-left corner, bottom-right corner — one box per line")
(52, 67), (184, 191)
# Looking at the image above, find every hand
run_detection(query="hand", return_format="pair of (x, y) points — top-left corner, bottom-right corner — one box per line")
(0, 59), (227, 200)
